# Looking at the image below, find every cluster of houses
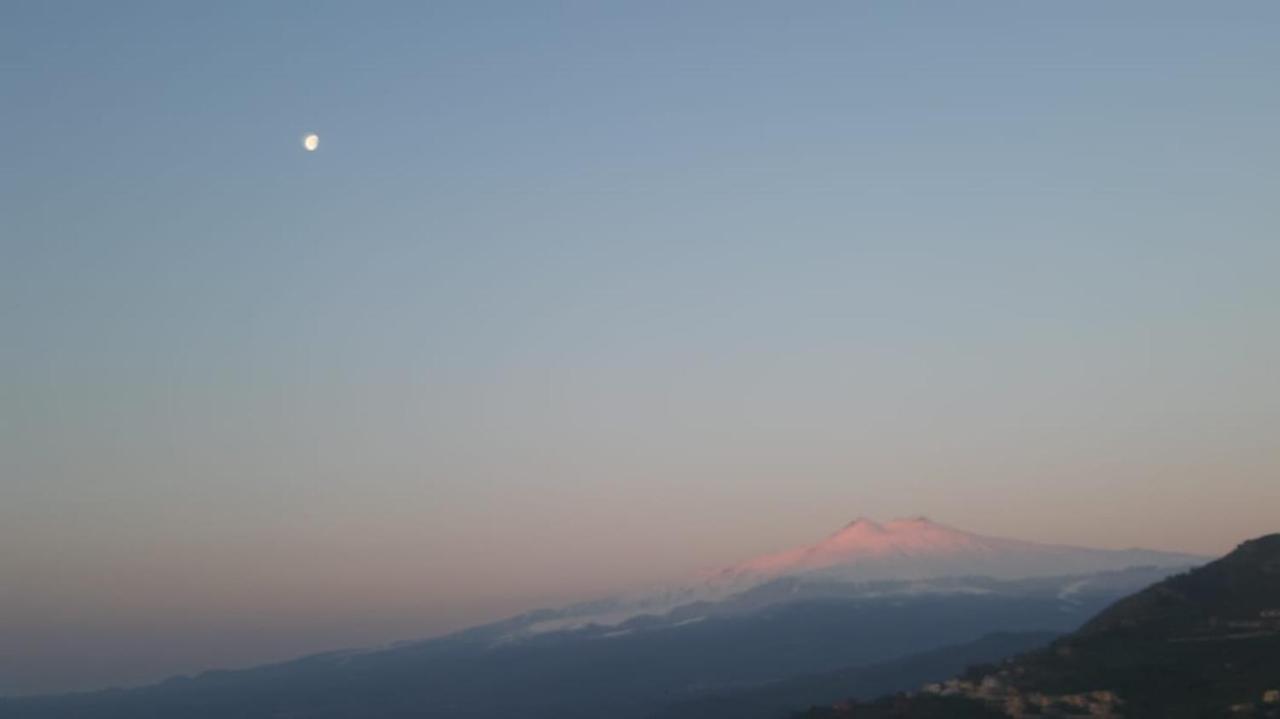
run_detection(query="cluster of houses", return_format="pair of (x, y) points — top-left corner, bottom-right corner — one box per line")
(1212, 608), (1280, 635)
(1228, 688), (1280, 715)
(921, 675), (1280, 717)
(921, 676), (1123, 718)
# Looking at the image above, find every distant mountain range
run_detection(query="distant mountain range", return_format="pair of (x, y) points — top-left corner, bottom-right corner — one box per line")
(799, 532), (1280, 718)
(0, 518), (1206, 718)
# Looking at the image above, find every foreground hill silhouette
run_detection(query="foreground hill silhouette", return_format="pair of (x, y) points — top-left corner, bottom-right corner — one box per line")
(799, 533), (1280, 717)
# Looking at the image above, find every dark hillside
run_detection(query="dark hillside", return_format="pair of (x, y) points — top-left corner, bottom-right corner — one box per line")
(798, 534), (1280, 717)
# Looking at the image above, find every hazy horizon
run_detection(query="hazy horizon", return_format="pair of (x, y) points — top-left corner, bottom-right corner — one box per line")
(4, 1), (1279, 697)
(0, 514), (1226, 696)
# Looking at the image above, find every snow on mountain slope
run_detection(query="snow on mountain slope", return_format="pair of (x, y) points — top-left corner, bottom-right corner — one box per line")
(708, 516), (1203, 583)
(501, 517), (1205, 638)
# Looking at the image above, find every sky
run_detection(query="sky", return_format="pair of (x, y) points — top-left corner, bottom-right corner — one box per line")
(3, 0), (1279, 696)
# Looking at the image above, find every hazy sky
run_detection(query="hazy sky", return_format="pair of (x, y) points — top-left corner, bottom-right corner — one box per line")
(3, 1), (1279, 696)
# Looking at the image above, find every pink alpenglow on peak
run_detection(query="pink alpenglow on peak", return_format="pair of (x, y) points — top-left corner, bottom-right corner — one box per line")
(723, 517), (994, 576)
(515, 516), (1206, 637)
(707, 516), (1204, 584)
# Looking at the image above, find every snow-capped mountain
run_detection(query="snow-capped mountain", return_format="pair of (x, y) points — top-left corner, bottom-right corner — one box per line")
(503, 516), (1204, 637)
(711, 516), (1201, 583)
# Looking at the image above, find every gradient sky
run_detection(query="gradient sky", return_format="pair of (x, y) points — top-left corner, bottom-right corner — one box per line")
(3, 0), (1279, 696)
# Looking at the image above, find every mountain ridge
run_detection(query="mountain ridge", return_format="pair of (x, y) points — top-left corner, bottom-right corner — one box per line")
(712, 516), (1202, 582)
(469, 518), (1204, 639)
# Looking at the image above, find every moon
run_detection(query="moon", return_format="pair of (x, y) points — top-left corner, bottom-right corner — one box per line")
(302, 133), (319, 152)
